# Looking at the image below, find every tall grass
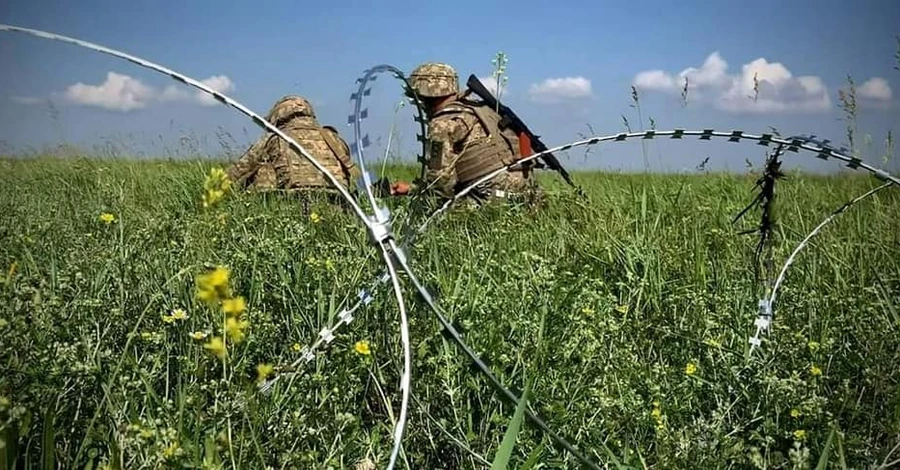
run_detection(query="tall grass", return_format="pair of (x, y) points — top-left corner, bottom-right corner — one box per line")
(1, 155), (898, 469)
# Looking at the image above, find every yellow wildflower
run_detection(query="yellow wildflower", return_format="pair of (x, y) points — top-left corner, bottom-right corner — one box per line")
(221, 296), (246, 317)
(291, 343), (303, 352)
(310, 212), (321, 224)
(581, 307), (595, 315)
(170, 308), (188, 321)
(685, 362), (697, 376)
(99, 213), (116, 224)
(615, 304), (629, 314)
(198, 266), (229, 290)
(790, 408), (801, 418)
(195, 266), (231, 305)
(810, 365), (822, 376)
(793, 429), (806, 441)
(162, 442), (180, 459)
(189, 331), (208, 340)
(161, 314), (176, 324)
(225, 317), (249, 343)
(202, 189), (225, 208)
(354, 340), (371, 356)
(256, 363), (274, 383)
(203, 336), (226, 359)
(201, 168), (231, 208)
(807, 341), (820, 351)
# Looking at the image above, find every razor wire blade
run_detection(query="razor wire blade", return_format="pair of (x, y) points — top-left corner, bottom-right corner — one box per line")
(3, 23), (900, 470)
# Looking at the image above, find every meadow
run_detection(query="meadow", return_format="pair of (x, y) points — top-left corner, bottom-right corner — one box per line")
(1, 155), (899, 469)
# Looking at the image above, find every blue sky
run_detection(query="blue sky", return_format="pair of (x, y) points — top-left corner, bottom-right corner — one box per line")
(1, 0), (898, 174)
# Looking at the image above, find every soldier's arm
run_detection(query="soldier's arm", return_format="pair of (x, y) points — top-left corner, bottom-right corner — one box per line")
(339, 137), (362, 184)
(322, 125), (361, 187)
(226, 135), (268, 187)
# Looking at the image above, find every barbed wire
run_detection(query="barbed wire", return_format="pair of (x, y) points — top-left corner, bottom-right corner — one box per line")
(750, 180), (896, 352)
(346, 64), (607, 468)
(4, 23), (900, 470)
(0, 23), (415, 470)
(267, 123), (900, 465)
(0, 23), (603, 470)
(223, 121), (900, 466)
(277, 126), (900, 379)
(347, 64), (429, 470)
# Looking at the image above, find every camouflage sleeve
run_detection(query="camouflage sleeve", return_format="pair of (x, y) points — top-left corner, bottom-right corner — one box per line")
(324, 126), (361, 183)
(226, 134), (269, 187)
(423, 112), (473, 197)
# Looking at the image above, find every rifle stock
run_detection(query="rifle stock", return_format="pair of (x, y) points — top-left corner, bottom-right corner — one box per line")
(464, 74), (578, 189)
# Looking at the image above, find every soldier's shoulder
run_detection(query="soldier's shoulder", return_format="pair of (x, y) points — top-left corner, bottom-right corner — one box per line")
(320, 125), (350, 153)
(429, 113), (472, 141)
(434, 101), (477, 117)
(321, 125), (345, 139)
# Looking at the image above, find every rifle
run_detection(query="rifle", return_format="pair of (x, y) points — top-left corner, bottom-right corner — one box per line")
(464, 74), (579, 190)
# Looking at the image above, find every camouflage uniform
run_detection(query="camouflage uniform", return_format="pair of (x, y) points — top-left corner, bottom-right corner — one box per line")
(406, 63), (539, 204)
(226, 96), (359, 198)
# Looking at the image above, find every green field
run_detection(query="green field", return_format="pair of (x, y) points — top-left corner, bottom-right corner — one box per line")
(1, 156), (899, 469)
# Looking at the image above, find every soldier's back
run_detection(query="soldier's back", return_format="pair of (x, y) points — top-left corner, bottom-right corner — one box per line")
(265, 121), (354, 191)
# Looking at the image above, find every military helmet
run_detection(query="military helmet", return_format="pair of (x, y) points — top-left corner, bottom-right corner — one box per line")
(266, 95), (316, 125)
(408, 62), (458, 98)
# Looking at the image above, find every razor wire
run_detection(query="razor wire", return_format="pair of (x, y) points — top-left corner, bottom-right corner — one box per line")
(347, 65), (605, 469)
(415, 129), (900, 357)
(750, 180), (896, 352)
(347, 63), (429, 212)
(262, 124), (900, 467)
(5, 23), (900, 470)
(259, 68), (431, 398)
(0, 23), (414, 470)
(0, 23), (605, 470)
(346, 64), (428, 470)
(337, 64), (609, 468)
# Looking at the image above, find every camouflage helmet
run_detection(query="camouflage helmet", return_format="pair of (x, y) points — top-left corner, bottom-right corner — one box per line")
(408, 62), (458, 98)
(266, 95), (315, 125)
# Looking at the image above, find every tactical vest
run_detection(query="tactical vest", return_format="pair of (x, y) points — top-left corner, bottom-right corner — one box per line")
(269, 119), (356, 188)
(431, 98), (521, 186)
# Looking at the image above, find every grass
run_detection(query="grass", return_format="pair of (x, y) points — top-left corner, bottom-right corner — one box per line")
(1, 155), (899, 469)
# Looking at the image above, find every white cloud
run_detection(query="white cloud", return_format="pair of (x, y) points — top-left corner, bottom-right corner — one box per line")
(528, 77), (593, 104)
(633, 70), (676, 92)
(196, 75), (236, 105)
(160, 75), (236, 106)
(632, 52), (832, 114)
(477, 76), (509, 98)
(63, 72), (157, 112)
(15, 71), (236, 112)
(858, 77), (891, 101)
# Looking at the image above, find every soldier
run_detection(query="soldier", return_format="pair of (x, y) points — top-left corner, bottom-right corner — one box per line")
(226, 95), (359, 201)
(385, 62), (540, 204)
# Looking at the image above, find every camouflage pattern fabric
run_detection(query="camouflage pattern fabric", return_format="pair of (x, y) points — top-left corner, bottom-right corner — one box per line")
(408, 62), (459, 98)
(226, 96), (358, 195)
(419, 100), (537, 202)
